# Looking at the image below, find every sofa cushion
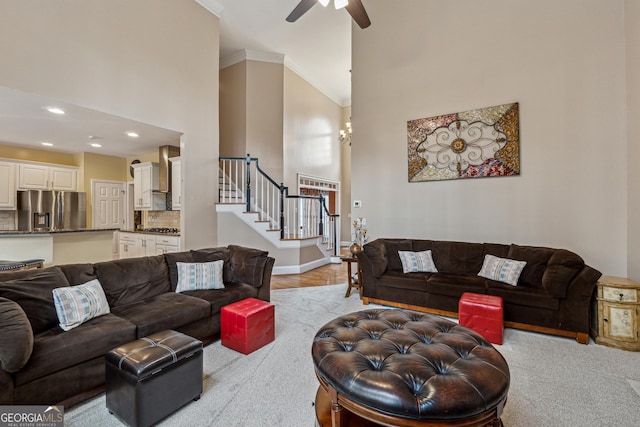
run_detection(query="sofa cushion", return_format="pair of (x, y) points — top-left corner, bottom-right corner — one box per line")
(164, 251), (194, 291)
(176, 261), (225, 292)
(0, 297), (33, 373)
(94, 255), (170, 307)
(383, 240), (413, 271)
(183, 282), (258, 315)
(13, 314), (136, 386)
(482, 243), (510, 258)
(427, 273), (486, 298)
(229, 245), (268, 287)
(487, 281), (560, 310)
(478, 254), (527, 286)
(398, 250), (438, 273)
(431, 241), (485, 274)
(507, 245), (554, 287)
(411, 240), (436, 252)
(52, 279), (111, 331)
(111, 292), (211, 338)
(377, 271), (430, 292)
(192, 247), (233, 283)
(58, 263), (97, 286)
(0, 267), (69, 334)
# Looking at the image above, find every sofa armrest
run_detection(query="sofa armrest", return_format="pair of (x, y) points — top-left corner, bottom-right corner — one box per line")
(559, 265), (602, 334)
(362, 240), (388, 278)
(0, 369), (12, 404)
(228, 245), (271, 288)
(0, 297), (34, 373)
(542, 249), (585, 298)
(256, 257), (275, 302)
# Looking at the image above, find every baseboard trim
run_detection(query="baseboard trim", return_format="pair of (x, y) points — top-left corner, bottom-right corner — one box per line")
(273, 258), (330, 275)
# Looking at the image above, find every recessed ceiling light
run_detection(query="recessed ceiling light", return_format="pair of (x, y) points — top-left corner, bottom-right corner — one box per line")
(46, 107), (65, 115)
(126, 132), (139, 138)
(41, 142), (53, 146)
(90, 143), (102, 148)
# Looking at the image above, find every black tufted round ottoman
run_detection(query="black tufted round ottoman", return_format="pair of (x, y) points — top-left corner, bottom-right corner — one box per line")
(312, 309), (510, 426)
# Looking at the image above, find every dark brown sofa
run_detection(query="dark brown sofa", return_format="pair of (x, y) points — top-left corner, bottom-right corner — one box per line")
(358, 239), (601, 344)
(0, 245), (274, 407)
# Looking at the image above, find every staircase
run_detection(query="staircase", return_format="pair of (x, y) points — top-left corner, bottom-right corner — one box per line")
(217, 156), (339, 273)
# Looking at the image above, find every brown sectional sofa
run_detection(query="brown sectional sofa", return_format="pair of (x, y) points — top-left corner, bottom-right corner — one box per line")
(0, 245), (274, 407)
(358, 238), (601, 343)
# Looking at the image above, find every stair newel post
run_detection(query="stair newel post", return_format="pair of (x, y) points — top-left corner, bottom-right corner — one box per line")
(332, 214), (338, 257)
(318, 195), (324, 236)
(279, 183), (286, 240)
(245, 154), (251, 213)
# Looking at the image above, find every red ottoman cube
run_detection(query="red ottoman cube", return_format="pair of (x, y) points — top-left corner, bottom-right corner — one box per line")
(458, 292), (504, 345)
(221, 298), (275, 354)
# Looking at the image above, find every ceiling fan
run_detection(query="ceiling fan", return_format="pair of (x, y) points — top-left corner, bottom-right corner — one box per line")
(286, 0), (371, 29)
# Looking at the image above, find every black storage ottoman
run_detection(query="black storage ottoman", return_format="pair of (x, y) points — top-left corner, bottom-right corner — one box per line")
(105, 330), (203, 427)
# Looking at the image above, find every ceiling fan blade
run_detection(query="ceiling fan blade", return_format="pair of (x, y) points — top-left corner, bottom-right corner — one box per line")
(345, 0), (371, 29)
(286, 0), (318, 23)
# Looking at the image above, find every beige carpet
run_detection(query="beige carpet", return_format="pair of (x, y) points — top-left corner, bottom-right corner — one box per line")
(66, 284), (640, 426)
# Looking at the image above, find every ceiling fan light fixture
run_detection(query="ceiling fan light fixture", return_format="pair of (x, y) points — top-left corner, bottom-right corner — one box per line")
(318, 0), (330, 7)
(46, 107), (65, 115)
(334, 0), (348, 9)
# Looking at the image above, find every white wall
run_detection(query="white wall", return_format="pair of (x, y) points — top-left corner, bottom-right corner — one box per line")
(284, 68), (343, 189)
(340, 105), (352, 243)
(626, 0), (640, 282)
(0, 0), (220, 250)
(352, 0), (627, 275)
(246, 61), (285, 181)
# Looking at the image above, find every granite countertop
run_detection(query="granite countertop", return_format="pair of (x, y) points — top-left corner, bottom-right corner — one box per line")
(123, 230), (181, 237)
(0, 228), (120, 236)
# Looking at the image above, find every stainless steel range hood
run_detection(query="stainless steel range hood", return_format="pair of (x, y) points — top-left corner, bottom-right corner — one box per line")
(158, 145), (180, 193)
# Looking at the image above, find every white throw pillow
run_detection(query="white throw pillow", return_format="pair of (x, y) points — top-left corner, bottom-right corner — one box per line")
(52, 279), (110, 331)
(478, 254), (527, 286)
(398, 250), (438, 273)
(176, 260), (225, 293)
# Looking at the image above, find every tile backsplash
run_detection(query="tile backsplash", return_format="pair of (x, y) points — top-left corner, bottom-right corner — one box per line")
(0, 211), (16, 230)
(142, 210), (180, 229)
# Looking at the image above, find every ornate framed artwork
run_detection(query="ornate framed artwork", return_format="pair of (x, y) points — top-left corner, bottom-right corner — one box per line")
(407, 102), (520, 182)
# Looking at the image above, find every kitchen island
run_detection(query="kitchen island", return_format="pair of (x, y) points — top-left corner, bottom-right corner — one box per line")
(0, 229), (118, 266)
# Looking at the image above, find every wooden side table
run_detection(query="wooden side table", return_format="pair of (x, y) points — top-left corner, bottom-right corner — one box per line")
(341, 256), (361, 298)
(591, 275), (640, 351)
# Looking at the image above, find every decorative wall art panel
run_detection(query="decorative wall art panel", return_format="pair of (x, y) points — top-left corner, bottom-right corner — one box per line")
(407, 103), (520, 182)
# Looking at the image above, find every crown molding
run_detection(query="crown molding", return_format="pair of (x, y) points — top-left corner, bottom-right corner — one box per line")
(194, 0), (224, 17)
(220, 49), (285, 70)
(284, 57), (346, 106)
(246, 50), (286, 64)
(219, 53), (350, 107)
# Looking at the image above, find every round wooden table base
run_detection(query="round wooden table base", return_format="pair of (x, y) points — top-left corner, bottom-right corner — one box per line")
(314, 385), (504, 427)
(315, 386), (374, 427)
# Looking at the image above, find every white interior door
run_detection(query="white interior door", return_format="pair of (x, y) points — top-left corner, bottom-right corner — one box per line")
(92, 180), (125, 229)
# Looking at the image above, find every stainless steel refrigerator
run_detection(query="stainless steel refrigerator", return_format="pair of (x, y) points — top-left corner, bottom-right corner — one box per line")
(17, 190), (86, 231)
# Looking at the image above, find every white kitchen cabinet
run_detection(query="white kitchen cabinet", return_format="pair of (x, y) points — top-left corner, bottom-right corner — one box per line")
(155, 235), (180, 255)
(132, 162), (164, 210)
(169, 156), (181, 210)
(0, 161), (16, 209)
(49, 167), (77, 191)
(18, 163), (78, 191)
(118, 232), (137, 259)
(118, 232), (160, 259)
